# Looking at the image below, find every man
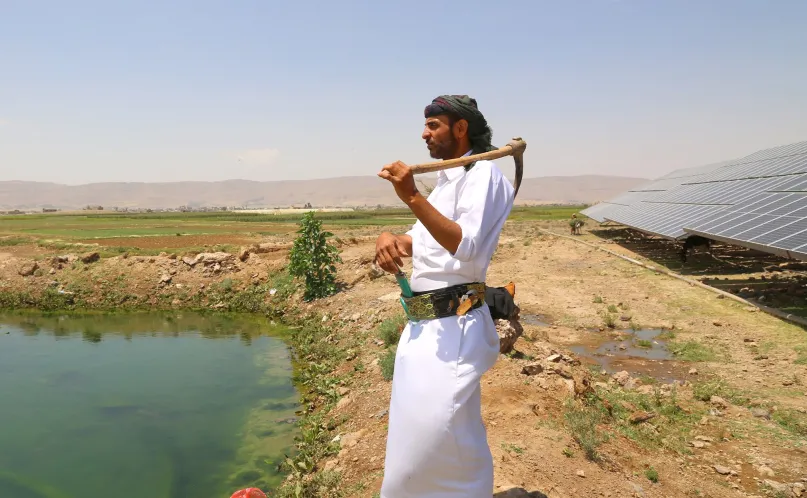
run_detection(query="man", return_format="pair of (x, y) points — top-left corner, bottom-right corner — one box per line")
(375, 95), (516, 497)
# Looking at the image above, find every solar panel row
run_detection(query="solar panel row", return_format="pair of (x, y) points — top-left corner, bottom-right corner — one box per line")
(580, 139), (807, 260)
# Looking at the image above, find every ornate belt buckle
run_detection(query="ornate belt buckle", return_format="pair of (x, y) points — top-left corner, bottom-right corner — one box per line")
(456, 289), (480, 316)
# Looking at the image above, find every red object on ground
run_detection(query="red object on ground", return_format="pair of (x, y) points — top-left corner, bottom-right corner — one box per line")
(230, 488), (267, 498)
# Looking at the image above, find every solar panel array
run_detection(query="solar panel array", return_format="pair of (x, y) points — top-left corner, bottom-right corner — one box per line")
(580, 140), (807, 260)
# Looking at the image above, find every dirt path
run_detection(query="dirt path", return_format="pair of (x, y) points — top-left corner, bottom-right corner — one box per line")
(303, 223), (807, 497)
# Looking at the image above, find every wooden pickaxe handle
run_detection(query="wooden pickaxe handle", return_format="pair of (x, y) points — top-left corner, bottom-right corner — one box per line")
(409, 137), (526, 196)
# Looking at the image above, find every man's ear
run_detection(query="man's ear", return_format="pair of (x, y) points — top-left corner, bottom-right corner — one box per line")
(452, 119), (468, 140)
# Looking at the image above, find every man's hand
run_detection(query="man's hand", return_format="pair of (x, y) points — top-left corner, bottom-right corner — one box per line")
(378, 161), (418, 205)
(375, 232), (412, 274)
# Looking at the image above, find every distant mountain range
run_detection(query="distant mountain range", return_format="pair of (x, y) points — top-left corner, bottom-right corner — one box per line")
(0, 175), (648, 211)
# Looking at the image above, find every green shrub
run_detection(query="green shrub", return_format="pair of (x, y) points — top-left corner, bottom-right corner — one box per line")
(288, 211), (342, 301)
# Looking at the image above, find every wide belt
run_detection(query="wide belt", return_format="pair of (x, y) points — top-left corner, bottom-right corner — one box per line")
(401, 282), (486, 321)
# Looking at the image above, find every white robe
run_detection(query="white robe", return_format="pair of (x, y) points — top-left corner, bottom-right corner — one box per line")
(381, 157), (515, 497)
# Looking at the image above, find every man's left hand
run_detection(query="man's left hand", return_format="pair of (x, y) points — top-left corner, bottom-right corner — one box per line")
(378, 161), (419, 205)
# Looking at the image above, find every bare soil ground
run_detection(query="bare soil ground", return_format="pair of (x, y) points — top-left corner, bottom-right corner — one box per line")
(1, 219), (806, 497)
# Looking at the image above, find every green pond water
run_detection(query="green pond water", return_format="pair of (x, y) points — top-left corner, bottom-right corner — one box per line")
(0, 311), (299, 498)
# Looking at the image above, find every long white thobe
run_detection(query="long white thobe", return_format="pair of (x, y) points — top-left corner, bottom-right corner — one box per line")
(381, 156), (515, 497)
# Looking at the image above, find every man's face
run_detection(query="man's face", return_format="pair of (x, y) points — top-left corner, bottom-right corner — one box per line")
(422, 115), (458, 159)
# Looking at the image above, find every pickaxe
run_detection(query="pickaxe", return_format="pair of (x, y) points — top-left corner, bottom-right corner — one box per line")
(408, 137), (527, 196)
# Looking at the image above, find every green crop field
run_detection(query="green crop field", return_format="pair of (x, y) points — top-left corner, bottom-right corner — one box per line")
(0, 205), (589, 252)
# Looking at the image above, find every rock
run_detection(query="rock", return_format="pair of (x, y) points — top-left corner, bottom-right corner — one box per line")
(496, 318), (523, 354)
(379, 291), (400, 301)
(576, 470), (585, 478)
(18, 262), (38, 276)
(497, 489), (547, 498)
(749, 408), (771, 420)
(368, 263), (386, 280)
(695, 435), (714, 442)
(340, 430), (366, 448)
(338, 387), (350, 396)
(631, 483), (645, 497)
(238, 247), (250, 262)
(689, 368), (698, 375)
(710, 396), (729, 409)
(690, 440), (709, 449)
(323, 459), (339, 472)
(612, 371), (632, 387)
(80, 252), (100, 264)
(546, 354), (562, 363)
(159, 274), (172, 284)
(553, 364), (574, 379)
(744, 338), (756, 342)
(629, 411), (656, 424)
(763, 480), (793, 497)
(635, 385), (655, 395)
(48, 268), (56, 275)
(374, 409), (388, 419)
(182, 252), (233, 267)
(336, 397), (352, 410)
(713, 465), (732, 475)
(521, 363), (544, 376)
(350, 313), (361, 321)
(712, 320), (723, 326)
(757, 465), (775, 477)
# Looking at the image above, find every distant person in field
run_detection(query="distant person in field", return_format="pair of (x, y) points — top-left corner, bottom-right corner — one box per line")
(570, 214), (583, 235)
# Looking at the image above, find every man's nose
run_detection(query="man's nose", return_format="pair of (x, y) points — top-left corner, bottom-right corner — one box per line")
(422, 128), (431, 140)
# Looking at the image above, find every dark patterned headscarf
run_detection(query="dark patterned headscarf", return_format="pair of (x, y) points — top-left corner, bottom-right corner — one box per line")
(424, 95), (495, 154)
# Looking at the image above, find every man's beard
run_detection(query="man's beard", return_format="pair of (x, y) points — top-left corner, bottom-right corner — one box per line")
(427, 135), (458, 159)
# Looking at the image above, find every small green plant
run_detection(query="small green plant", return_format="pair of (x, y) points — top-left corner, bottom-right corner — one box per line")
(377, 314), (406, 347)
(288, 211), (342, 301)
(523, 239), (532, 246)
(772, 408), (807, 436)
(645, 466), (659, 483)
(657, 329), (677, 341)
(794, 346), (807, 365)
(562, 447), (574, 458)
(692, 379), (749, 406)
(593, 295), (604, 304)
(669, 340), (717, 362)
(607, 304), (618, 313)
(501, 442), (524, 455)
(564, 399), (604, 461)
(636, 339), (652, 349)
(380, 347), (397, 381)
(0, 237), (30, 247)
(603, 313), (616, 329)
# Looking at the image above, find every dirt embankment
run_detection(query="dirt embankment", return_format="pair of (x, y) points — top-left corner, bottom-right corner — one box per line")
(1, 222), (806, 498)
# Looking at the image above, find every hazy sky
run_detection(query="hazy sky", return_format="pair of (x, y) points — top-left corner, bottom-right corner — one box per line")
(2, 0), (806, 185)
